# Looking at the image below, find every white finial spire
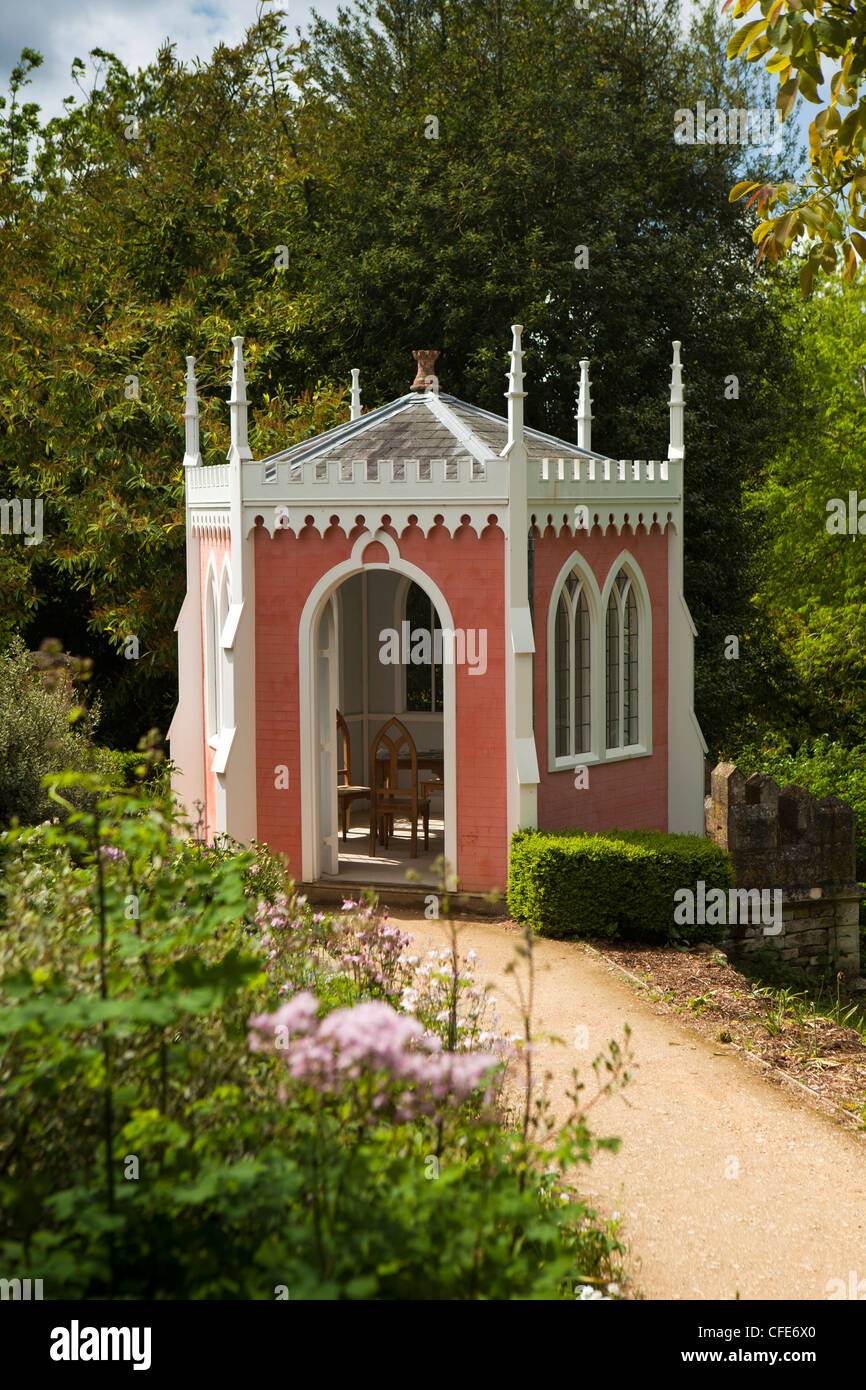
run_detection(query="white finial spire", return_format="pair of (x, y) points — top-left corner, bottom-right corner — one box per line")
(227, 335), (252, 462)
(577, 358), (592, 453)
(350, 368), (362, 420)
(505, 323), (526, 449)
(183, 355), (202, 468)
(669, 339), (684, 461)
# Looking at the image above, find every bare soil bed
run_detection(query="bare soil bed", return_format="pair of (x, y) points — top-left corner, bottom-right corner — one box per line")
(596, 940), (866, 1123)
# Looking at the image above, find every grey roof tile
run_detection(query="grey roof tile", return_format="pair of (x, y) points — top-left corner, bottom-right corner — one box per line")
(259, 390), (610, 467)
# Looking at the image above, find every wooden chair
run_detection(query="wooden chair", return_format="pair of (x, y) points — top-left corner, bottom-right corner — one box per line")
(336, 710), (370, 841)
(420, 775), (443, 802)
(368, 717), (430, 858)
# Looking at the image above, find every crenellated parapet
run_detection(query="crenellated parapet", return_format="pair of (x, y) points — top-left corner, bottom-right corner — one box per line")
(705, 762), (861, 977)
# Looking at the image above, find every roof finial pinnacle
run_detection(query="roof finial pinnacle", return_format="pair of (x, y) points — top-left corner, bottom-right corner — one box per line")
(227, 334), (252, 462)
(183, 354), (202, 468)
(669, 339), (684, 461)
(576, 357), (592, 453)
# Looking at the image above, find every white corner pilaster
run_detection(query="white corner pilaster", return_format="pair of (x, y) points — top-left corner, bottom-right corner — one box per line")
(666, 342), (705, 832)
(502, 324), (539, 837)
(168, 355), (205, 829)
(216, 335), (257, 843)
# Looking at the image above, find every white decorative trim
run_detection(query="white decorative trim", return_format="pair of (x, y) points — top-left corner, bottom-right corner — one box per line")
(247, 506), (507, 541)
(191, 510), (231, 537)
(211, 725), (235, 776)
(510, 607), (535, 655)
(423, 392), (496, 463)
(531, 508), (675, 539)
(204, 556), (220, 744)
(546, 552), (603, 772)
(168, 519), (205, 829)
(667, 521), (706, 832)
(188, 466), (230, 492)
(599, 551), (653, 760)
(221, 601), (243, 650)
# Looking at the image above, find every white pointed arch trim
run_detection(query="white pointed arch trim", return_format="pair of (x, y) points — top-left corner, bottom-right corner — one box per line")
(204, 554), (221, 747)
(298, 531), (457, 882)
(599, 549), (653, 761)
(546, 551), (603, 772)
(218, 557), (232, 630)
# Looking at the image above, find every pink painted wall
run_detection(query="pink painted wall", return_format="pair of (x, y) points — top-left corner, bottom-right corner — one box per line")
(533, 524), (669, 833)
(253, 519), (509, 892)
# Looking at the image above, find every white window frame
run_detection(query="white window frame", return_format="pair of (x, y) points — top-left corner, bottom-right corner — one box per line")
(546, 554), (602, 772)
(600, 553), (652, 763)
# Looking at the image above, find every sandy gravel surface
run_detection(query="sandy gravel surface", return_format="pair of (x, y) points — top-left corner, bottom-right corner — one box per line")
(396, 912), (866, 1301)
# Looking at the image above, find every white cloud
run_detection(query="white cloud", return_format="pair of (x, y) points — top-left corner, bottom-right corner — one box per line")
(0, 0), (345, 120)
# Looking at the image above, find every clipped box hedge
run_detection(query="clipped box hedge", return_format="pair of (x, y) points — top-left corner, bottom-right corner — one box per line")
(507, 828), (734, 943)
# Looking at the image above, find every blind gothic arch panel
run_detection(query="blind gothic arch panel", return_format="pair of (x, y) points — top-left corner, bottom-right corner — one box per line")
(548, 551), (652, 770)
(206, 557), (232, 746)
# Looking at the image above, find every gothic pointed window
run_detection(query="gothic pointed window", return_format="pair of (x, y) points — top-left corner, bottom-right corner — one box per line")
(552, 563), (592, 758)
(606, 568), (640, 750)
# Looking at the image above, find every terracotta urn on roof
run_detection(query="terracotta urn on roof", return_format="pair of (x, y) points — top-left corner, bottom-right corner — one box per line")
(410, 349), (441, 392)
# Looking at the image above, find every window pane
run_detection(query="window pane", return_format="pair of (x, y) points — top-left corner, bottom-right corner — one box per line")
(575, 590), (591, 754)
(555, 594), (570, 756)
(606, 592), (619, 749)
(624, 585), (639, 745)
(405, 583), (441, 713)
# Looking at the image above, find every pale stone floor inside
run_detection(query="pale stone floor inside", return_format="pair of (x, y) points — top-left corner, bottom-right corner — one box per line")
(325, 805), (445, 888)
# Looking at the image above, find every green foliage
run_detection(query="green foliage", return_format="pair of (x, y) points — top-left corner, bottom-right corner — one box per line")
(726, 0), (866, 287)
(724, 735), (866, 881)
(739, 276), (866, 750)
(727, 0), (866, 285)
(0, 0), (798, 751)
(508, 827), (734, 942)
(0, 636), (115, 829)
(0, 774), (626, 1299)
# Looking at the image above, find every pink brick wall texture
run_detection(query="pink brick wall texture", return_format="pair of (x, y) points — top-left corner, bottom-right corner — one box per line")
(253, 519), (508, 892)
(533, 523), (669, 833)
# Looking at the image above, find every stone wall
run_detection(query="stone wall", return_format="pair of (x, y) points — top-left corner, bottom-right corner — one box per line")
(705, 763), (861, 978)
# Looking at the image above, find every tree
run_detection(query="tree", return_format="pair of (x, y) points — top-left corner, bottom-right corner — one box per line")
(743, 272), (866, 743)
(0, 637), (114, 828)
(725, 0), (866, 291)
(0, 0), (798, 751)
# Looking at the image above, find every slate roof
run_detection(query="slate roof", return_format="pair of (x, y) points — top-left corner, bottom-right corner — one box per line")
(258, 391), (610, 468)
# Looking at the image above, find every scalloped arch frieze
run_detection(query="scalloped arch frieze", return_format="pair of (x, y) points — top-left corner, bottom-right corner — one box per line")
(243, 505), (507, 540)
(531, 508), (675, 539)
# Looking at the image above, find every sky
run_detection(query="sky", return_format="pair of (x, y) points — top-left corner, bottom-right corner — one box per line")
(0, 0), (818, 168)
(0, 0), (343, 119)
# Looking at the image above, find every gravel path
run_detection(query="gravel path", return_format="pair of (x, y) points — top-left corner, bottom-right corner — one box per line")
(396, 912), (866, 1301)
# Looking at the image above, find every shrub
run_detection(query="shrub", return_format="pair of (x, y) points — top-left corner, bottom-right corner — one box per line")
(0, 774), (627, 1299)
(508, 828), (734, 943)
(0, 636), (115, 829)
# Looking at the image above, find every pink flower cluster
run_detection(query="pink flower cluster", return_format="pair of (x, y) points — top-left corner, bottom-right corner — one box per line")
(247, 993), (500, 1122)
(98, 844), (127, 863)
